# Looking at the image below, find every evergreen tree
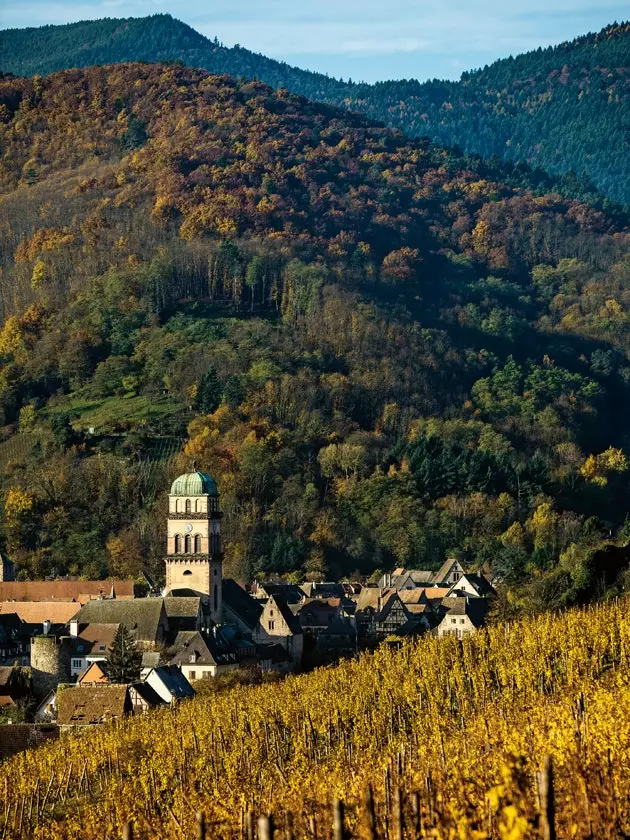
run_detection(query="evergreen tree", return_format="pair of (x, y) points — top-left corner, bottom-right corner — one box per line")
(196, 366), (221, 414)
(107, 623), (142, 683)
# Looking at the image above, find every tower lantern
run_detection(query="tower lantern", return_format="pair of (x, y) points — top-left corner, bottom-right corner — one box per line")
(165, 470), (222, 622)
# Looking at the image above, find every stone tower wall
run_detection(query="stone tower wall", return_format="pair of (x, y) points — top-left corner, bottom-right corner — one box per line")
(31, 635), (70, 699)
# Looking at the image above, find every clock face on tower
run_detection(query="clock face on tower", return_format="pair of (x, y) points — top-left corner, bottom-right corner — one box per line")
(184, 523), (193, 533)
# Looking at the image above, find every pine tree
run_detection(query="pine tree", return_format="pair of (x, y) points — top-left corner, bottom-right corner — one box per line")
(107, 623), (142, 683)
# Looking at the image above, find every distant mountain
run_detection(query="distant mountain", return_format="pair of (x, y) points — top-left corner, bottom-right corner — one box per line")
(1, 15), (629, 203)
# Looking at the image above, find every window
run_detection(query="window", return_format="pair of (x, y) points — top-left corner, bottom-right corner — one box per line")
(460, 619), (465, 624)
(203, 671), (211, 679)
(183, 569), (193, 576)
(176, 499), (182, 513)
(451, 618), (457, 624)
(184, 534), (191, 553)
(72, 659), (83, 669)
(174, 534), (182, 553)
(270, 609), (274, 617)
(196, 499), (202, 513)
(268, 621), (275, 630)
(185, 499), (192, 513)
(194, 534), (202, 553)
(189, 670), (196, 680)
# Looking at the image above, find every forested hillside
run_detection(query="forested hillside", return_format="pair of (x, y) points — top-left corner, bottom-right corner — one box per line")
(1, 63), (630, 608)
(1, 15), (629, 202)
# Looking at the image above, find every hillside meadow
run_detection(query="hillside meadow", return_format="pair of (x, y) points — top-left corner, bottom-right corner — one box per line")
(1, 597), (630, 837)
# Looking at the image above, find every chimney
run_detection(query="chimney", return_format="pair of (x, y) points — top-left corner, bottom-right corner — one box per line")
(42, 619), (51, 635)
(69, 619), (79, 638)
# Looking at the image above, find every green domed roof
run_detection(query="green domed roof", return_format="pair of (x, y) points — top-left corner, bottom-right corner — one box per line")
(170, 472), (218, 496)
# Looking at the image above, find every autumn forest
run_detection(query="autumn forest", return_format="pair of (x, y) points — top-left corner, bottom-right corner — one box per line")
(0, 59), (629, 612)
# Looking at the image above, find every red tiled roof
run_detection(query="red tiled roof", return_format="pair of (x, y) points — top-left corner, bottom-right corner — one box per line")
(0, 601), (81, 624)
(0, 580), (134, 602)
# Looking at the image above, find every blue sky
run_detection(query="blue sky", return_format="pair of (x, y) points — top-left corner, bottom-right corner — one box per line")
(0, 1), (626, 82)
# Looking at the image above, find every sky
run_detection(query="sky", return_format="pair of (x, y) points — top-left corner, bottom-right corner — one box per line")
(0, 1), (626, 83)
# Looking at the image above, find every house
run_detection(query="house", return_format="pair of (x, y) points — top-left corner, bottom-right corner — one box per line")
(0, 665), (29, 709)
(70, 599), (169, 649)
(251, 582), (305, 605)
(300, 582), (348, 601)
(296, 598), (343, 637)
(66, 623), (119, 677)
(34, 690), (57, 722)
(256, 643), (293, 675)
(446, 573), (496, 599)
(252, 595), (303, 667)
(128, 681), (166, 714)
(437, 597), (490, 639)
(143, 665), (195, 704)
(0, 601), (82, 638)
(56, 684), (132, 730)
(317, 616), (357, 655)
(77, 661), (110, 685)
(0, 579), (134, 602)
(168, 630), (239, 681)
(140, 651), (162, 679)
(379, 559), (467, 591)
(222, 579), (264, 634)
(0, 612), (26, 665)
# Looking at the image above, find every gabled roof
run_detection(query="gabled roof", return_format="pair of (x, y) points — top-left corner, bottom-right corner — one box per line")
(442, 597), (490, 627)
(72, 600), (166, 643)
(432, 558), (465, 585)
(300, 582), (347, 599)
(77, 661), (110, 684)
(320, 615), (356, 637)
(256, 583), (305, 604)
(267, 595), (302, 635)
(57, 685), (130, 726)
(0, 601), (81, 625)
(72, 623), (119, 657)
(168, 630), (237, 667)
(149, 665), (195, 699)
(447, 573), (496, 598)
(0, 580), (134, 602)
(128, 681), (166, 707)
(222, 579), (263, 631)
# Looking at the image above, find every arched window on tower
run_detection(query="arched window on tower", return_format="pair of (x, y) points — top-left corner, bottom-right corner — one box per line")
(195, 499), (202, 513)
(194, 534), (201, 553)
(184, 534), (191, 553)
(185, 499), (192, 514)
(176, 499), (182, 513)
(174, 534), (182, 553)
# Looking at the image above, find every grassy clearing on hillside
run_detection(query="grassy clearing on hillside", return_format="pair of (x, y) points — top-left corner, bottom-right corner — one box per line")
(2, 599), (630, 838)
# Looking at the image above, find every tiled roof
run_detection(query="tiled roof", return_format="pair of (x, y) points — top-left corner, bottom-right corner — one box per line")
(73, 600), (165, 643)
(163, 597), (201, 618)
(0, 601), (81, 624)
(222, 579), (263, 630)
(57, 685), (130, 726)
(0, 580), (134, 602)
(169, 630), (237, 667)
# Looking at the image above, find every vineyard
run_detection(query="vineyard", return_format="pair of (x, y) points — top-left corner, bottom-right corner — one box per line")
(3, 599), (630, 838)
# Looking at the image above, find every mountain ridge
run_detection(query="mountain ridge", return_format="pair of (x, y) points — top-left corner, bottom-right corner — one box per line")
(1, 14), (629, 203)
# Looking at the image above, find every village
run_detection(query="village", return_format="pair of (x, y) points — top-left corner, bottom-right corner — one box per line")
(0, 470), (496, 761)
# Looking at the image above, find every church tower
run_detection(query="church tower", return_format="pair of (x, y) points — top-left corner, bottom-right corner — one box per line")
(165, 471), (222, 623)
